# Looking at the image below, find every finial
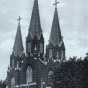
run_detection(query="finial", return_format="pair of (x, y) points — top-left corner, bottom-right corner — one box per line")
(17, 16), (22, 24)
(53, 0), (60, 9)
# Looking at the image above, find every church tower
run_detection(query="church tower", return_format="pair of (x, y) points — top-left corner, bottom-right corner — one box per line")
(13, 16), (24, 57)
(46, 1), (65, 62)
(26, 0), (44, 59)
(11, 16), (24, 68)
(6, 17), (24, 88)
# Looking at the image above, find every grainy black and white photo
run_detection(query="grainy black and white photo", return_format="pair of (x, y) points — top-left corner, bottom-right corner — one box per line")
(0, 0), (88, 88)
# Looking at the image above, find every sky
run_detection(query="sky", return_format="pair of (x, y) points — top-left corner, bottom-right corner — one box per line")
(0, 0), (88, 80)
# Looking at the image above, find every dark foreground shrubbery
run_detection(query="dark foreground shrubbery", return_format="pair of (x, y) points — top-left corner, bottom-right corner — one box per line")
(54, 55), (88, 88)
(0, 80), (6, 88)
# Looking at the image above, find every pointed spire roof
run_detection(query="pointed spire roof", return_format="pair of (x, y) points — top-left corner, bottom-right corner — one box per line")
(28, 0), (42, 40)
(13, 19), (24, 57)
(49, 7), (62, 47)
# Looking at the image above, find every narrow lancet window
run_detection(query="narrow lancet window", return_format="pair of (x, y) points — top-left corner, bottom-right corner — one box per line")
(26, 66), (33, 84)
(11, 77), (15, 88)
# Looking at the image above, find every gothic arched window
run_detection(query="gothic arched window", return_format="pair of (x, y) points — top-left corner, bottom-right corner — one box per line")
(48, 71), (54, 84)
(28, 43), (31, 53)
(49, 49), (52, 58)
(11, 77), (15, 88)
(48, 71), (54, 77)
(26, 66), (33, 84)
(61, 50), (65, 61)
(40, 43), (43, 53)
(12, 59), (14, 68)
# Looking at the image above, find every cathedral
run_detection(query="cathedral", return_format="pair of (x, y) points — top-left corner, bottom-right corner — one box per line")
(6, 0), (65, 88)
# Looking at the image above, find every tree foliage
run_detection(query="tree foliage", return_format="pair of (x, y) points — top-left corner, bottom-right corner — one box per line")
(54, 55), (88, 88)
(0, 80), (6, 88)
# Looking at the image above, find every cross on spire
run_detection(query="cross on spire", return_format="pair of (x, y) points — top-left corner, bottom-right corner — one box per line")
(17, 16), (22, 24)
(53, 0), (60, 9)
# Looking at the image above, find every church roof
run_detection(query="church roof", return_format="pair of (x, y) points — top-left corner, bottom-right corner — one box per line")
(28, 0), (42, 40)
(49, 7), (62, 47)
(13, 22), (24, 57)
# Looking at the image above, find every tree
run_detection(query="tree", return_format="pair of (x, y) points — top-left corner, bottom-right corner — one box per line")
(0, 80), (6, 88)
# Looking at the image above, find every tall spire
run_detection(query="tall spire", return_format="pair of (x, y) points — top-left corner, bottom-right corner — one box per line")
(28, 0), (42, 39)
(49, 1), (62, 47)
(13, 16), (24, 57)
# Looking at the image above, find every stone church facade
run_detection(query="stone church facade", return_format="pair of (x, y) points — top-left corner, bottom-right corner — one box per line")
(6, 0), (65, 88)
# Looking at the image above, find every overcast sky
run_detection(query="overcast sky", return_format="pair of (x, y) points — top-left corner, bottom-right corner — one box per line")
(0, 0), (88, 80)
